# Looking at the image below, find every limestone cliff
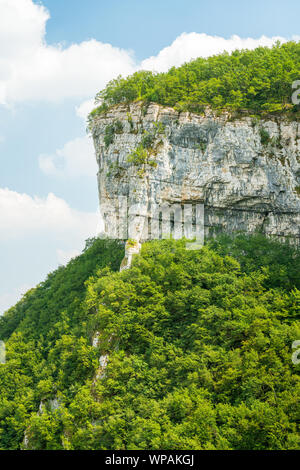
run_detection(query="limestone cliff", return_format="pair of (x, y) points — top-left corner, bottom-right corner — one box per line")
(91, 102), (300, 244)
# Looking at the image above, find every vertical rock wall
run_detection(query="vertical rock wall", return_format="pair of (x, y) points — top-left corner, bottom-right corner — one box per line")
(91, 102), (300, 244)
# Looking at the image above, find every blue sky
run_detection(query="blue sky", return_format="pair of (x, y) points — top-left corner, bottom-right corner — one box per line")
(41, 0), (300, 58)
(0, 0), (299, 313)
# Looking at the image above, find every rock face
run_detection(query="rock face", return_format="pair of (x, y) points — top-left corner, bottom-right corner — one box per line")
(91, 102), (300, 245)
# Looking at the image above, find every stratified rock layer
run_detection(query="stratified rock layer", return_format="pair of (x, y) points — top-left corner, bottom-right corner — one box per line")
(91, 102), (300, 243)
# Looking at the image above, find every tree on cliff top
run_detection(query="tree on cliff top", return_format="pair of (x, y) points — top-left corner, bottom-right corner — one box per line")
(89, 41), (300, 120)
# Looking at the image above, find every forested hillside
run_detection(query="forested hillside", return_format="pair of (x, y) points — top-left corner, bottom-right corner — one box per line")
(89, 41), (300, 124)
(0, 235), (299, 450)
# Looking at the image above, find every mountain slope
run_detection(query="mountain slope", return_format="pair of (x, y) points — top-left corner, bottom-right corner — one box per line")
(0, 235), (299, 450)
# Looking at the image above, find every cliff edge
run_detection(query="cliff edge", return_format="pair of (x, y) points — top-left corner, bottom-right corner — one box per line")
(91, 102), (300, 244)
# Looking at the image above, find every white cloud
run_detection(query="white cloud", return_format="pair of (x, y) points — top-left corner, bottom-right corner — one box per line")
(0, 188), (105, 314)
(0, 188), (100, 240)
(0, 0), (136, 104)
(76, 99), (96, 120)
(0, 0), (48, 60)
(39, 135), (97, 178)
(141, 32), (299, 72)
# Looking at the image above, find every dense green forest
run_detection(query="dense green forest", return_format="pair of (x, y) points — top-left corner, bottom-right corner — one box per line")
(0, 235), (299, 450)
(88, 41), (300, 125)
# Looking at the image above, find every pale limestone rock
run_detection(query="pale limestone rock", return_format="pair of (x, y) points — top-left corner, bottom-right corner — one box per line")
(91, 102), (300, 244)
(120, 239), (142, 271)
(23, 430), (29, 449)
(94, 354), (109, 382)
(38, 401), (44, 415)
(0, 341), (5, 364)
(99, 354), (109, 368)
(92, 331), (100, 348)
(49, 398), (60, 412)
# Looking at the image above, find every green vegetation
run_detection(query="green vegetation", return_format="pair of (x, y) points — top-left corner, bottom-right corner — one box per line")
(126, 122), (165, 169)
(127, 112), (134, 130)
(103, 120), (123, 148)
(0, 238), (124, 449)
(0, 234), (299, 450)
(87, 103), (109, 132)
(126, 144), (149, 166)
(104, 124), (115, 148)
(259, 128), (271, 146)
(89, 41), (300, 118)
(126, 238), (139, 248)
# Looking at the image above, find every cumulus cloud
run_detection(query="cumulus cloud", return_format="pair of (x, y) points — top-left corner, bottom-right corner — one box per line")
(39, 135), (97, 178)
(0, 0), (48, 60)
(0, 188), (101, 241)
(76, 99), (96, 120)
(0, 0), (136, 104)
(141, 32), (299, 72)
(0, 188), (104, 314)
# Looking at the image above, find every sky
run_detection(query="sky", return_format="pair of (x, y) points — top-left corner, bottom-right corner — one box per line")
(0, 0), (299, 314)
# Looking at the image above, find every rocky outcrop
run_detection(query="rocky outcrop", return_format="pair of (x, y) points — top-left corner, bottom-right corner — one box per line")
(91, 102), (300, 245)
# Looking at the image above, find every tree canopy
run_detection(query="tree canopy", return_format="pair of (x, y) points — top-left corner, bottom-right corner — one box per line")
(0, 235), (299, 450)
(89, 41), (300, 122)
